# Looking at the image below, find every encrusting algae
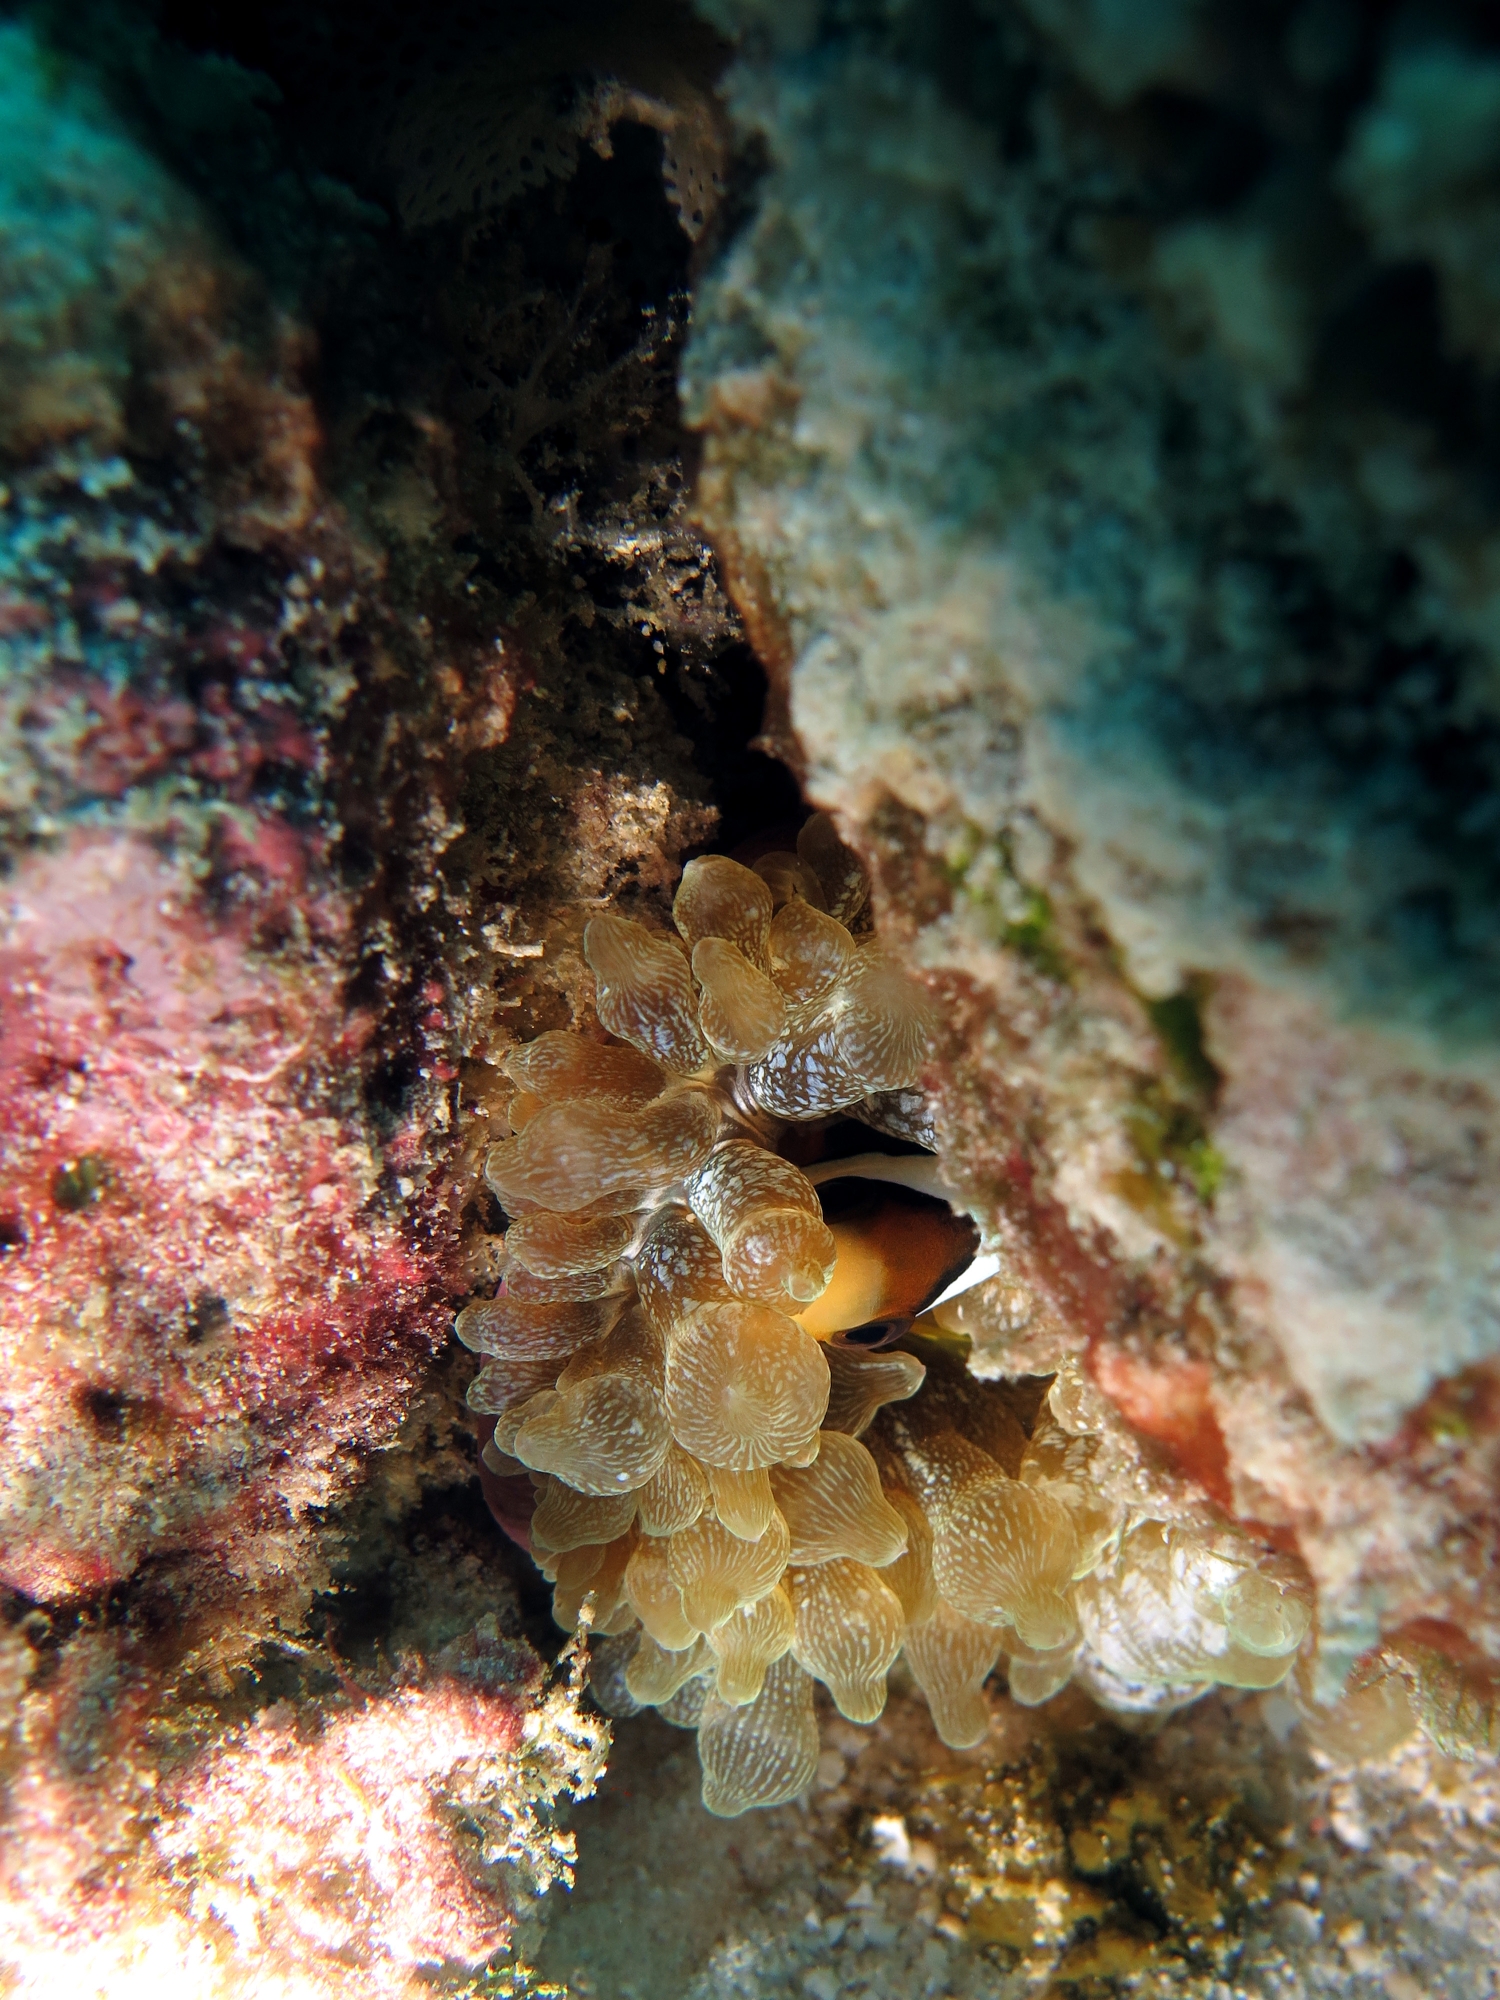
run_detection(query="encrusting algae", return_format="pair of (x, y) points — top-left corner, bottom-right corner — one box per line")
(459, 818), (1314, 1815)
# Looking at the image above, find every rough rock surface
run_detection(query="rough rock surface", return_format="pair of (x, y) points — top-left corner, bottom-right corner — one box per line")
(685, 0), (1500, 1694)
(2, 0), (1498, 1992)
(0, 9), (729, 1986)
(541, 1682), (1500, 2000)
(0, 1605), (606, 1999)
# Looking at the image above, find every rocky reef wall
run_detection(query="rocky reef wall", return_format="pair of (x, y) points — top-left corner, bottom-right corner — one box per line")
(685, 0), (1500, 1695)
(1, 1), (1498, 1993)
(0, 9), (721, 1986)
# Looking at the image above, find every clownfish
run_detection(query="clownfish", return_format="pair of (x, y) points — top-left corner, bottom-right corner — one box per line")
(791, 1152), (996, 1346)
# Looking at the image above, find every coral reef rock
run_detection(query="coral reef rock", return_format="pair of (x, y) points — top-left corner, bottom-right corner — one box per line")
(0, 1610), (606, 1997)
(685, 0), (1500, 1707)
(5, 0), (1500, 1992)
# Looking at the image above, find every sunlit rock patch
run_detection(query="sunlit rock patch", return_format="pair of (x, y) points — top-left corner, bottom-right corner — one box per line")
(0, 1613), (604, 1999)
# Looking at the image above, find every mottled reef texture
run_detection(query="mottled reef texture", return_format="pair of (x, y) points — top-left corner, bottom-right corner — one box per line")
(0, 6), (736, 1988)
(1, 0), (1499, 1994)
(686, 0), (1500, 1699)
(541, 1684), (1500, 2000)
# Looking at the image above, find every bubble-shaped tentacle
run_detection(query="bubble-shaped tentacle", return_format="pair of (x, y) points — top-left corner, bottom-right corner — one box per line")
(673, 854), (774, 964)
(657, 1672), (715, 1731)
(1074, 1523), (1310, 1694)
(796, 813), (869, 926)
(466, 1354), (563, 1415)
(531, 1480), (637, 1554)
(788, 1559), (905, 1723)
(501, 1263), (627, 1303)
(821, 1345), (926, 1436)
(902, 1600), (1004, 1749)
(706, 1464), (777, 1541)
(505, 1210), (638, 1278)
(585, 915), (710, 1074)
(625, 1536), (700, 1650)
(1006, 1635), (1080, 1707)
(635, 1441), (711, 1536)
(829, 945), (934, 1094)
(627, 1632), (713, 1707)
(931, 1473), (1081, 1651)
(752, 852), (825, 910)
(552, 1530), (636, 1634)
(770, 1431), (909, 1567)
(664, 1302), (830, 1470)
(455, 1294), (624, 1361)
(881, 1487), (940, 1627)
(513, 1371), (672, 1495)
(502, 1031), (665, 1107)
(1019, 1414), (1124, 1578)
(744, 999), (863, 1120)
(635, 1208), (736, 1337)
(697, 1654), (820, 1817)
(668, 1508), (791, 1631)
(704, 1586), (795, 1705)
(684, 1139), (836, 1310)
(486, 1090), (719, 1214)
(691, 937), (786, 1061)
(768, 898), (855, 1004)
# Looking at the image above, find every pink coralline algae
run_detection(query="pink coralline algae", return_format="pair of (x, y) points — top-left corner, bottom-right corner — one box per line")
(0, 1620), (604, 1998)
(0, 824), (454, 1604)
(157, 1687), (522, 1971)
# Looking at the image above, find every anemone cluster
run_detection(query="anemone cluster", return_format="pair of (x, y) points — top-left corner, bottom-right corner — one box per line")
(460, 819), (1313, 1815)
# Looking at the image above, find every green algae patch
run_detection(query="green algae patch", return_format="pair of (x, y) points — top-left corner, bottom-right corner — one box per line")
(1124, 1091), (1226, 1206)
(1000, 883), (1070, 985)
(1144, 981), (1221, 1103)
(942, 824), (1071, 984)
(1109, 980), (1228, 1226)
(1109, 1079), (1228, 1238)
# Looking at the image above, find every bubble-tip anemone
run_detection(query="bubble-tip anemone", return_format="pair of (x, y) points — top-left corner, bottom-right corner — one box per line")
(462, 814), (1314, 1815)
